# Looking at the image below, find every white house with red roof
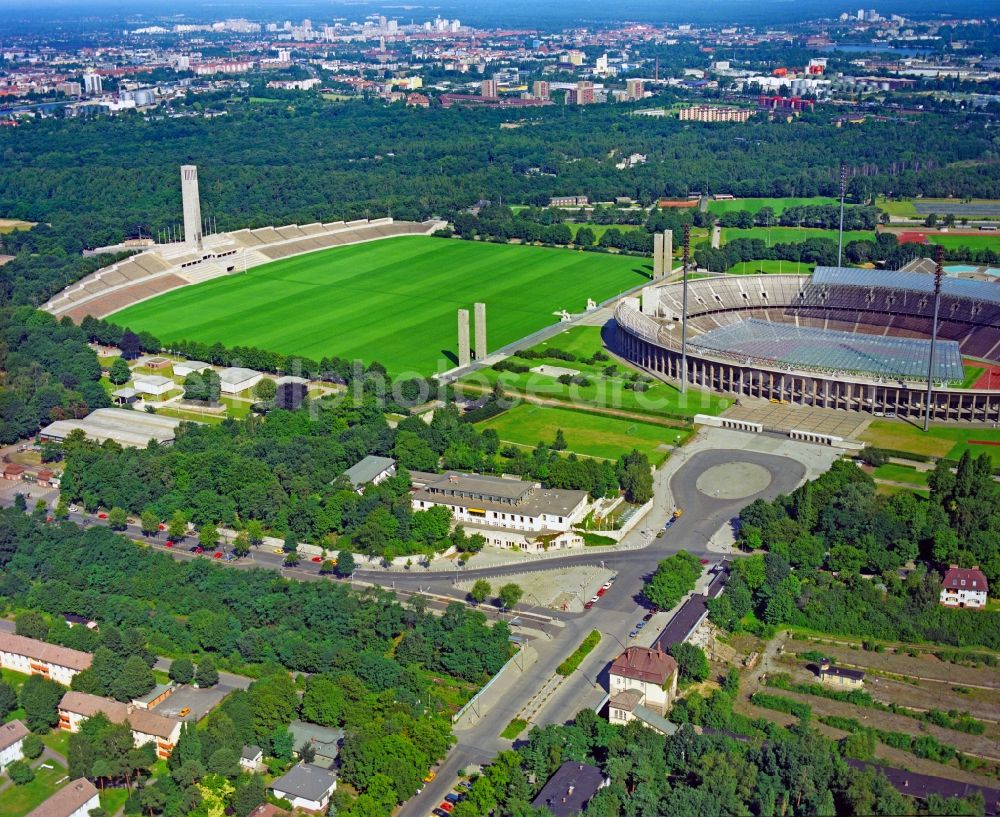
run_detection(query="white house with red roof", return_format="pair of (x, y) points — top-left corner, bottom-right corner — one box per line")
(607, 646), (678, 734)
(939, 565), (989, 609)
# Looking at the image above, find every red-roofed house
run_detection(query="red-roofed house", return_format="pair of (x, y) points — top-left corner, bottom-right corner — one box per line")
(939, 565), (989, 609)
(607, 646), (678, 733)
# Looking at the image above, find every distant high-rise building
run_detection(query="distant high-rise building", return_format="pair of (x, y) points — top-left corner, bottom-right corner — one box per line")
(481, 79), (498, 98)
(533, 80), (550, 100)
(278, 48), (291, 62)
(626, 78), (644, 100)
(56, 81), (82, 97)
(857, 8), (865, 19)
(83, 72), (103, 95)
(576, 80), (595, 105)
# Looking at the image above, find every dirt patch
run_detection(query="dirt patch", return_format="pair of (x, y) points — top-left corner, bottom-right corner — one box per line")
(871, 677), (1000, 724)
(786, 637), (999, 689)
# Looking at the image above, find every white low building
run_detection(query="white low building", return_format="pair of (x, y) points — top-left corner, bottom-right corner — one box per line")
(608, 646), (679, 734)
(219, 366), (263, 394)
(939, 565), (989, 609)
(270, 763), (337, 812)
(0, 633), (92, 685)
(133, 374), (175, 396)
(411, 471), (588, 533)
(173, 360), (212, 377)
(0, 719), (28, 769)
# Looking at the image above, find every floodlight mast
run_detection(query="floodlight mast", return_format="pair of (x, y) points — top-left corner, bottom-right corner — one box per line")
(923, 245), (945, 432)
(837, 163), (848, 268)
(680, 225), (690, 394)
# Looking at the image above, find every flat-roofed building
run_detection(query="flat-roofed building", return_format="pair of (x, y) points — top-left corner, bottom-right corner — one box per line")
(0, 719), (28, 769)
(0, 633), (92, 685)
(173, 360), (212, 377)
(26, 778), (100, 817)
(410, 471), (589, 551)
(58, 691), (182, 759)
(39, 408), (182, 448)
(133, 374), (174, 396)
(219, 366), (263, 394)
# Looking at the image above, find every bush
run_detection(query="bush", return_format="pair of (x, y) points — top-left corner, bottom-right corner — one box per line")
(7, 760), (35, 785)
(557, 631), (601, 676)
(858, 448), (888, 467)
(22, 733), (44, 760)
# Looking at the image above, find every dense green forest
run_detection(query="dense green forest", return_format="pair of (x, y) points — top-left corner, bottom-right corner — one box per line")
(2, 97), (998, 307)
(0, 306), (110, 444)
(707, 456), (1000, 649)
(0, 507), (512, 815)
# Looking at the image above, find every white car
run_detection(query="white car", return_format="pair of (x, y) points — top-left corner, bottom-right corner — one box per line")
(68, 504), (78, 513)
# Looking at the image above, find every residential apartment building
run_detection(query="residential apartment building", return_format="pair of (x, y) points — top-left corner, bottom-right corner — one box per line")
(678, 105), (753, 123)
(58, 691), (182, 759)
(0, 719), (28, 769)
(576, 80), (595, 105)
(939, 565), (989, 609)
(0, 633), (92, 685)
(608, 646), (678, 734)
(25, 779), (100, 817)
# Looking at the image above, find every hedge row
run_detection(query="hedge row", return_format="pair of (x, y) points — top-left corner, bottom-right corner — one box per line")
(556, 630), (602, 677)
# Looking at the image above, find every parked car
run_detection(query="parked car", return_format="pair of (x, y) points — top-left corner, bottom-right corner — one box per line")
(213, 551), (223, 559)
(165, 540), (174, 548)
(584, 600), (595, 610)
(699, 558), (710, 565)
(433, 810), (449, 817)
(97, 512), (108, 520)
(438, 803), (453, 813)
(192, 546), (204, 554)
(629, 630), (639, 638)
(444, 794), (460, 804)
(458, 781), (472, 790)
(596, 587), (607, 597)
(422, 771), (437, 784)
(68, 504), (78, 513)
(273, 548), (284, 554)
(602, 580), (613, 590)
(178, 707), (190, 717)
(311, 556), (322, 563)
(642, 612), (654, 622)
(636, 621), (645, 629)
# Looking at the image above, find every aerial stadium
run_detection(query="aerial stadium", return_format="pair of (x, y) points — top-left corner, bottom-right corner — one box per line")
(614, 266), (1000, 423)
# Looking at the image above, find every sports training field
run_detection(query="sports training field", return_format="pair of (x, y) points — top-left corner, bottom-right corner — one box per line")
(706, 197), (839, 216)
(720, 226), (876, 246)
(110, 237), (648, 375)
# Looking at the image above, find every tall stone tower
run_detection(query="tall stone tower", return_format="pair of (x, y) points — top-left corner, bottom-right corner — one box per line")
(180, 165), (203, 247)
(457, 309), (471, 368)
(474, 302), (487, 361)
(653, 233), (665, 277)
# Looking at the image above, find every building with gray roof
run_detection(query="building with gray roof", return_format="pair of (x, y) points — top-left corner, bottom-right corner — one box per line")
(343, 456), (396, 492)
(40, 408), (182, 448)
(270, 763), (338, 812)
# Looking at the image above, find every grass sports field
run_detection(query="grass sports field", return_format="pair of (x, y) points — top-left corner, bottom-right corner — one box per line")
(860, 420), (1000, 465)
(478, 403), (681, 463)
(721, 226), (876, 246)
(110, 236), (649, 375)
(929, 234), (1000, 253)
(726, 259), (816, 275)
(706, 197), (839, 216)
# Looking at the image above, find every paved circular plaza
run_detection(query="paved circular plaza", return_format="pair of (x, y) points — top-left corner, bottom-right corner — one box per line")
(694, 461), (773, 500)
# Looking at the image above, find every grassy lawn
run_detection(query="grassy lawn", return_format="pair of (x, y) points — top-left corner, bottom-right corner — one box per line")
(721, 226), (876, 246)
(567, 223), (642, 239)
(726, 259), (816, 275)
(876, 198), (918, 218)
(957, 365), (985, 389)
(928, 234), (1000, 253)
(151, 407), (225, 424)
(0, 219), (35, 234)
(101, 789), (130, 813)
(460, 326), (728, 421)
(41, 729), (70, 758)
(872, 463), (929, 486)
(1, 668), (30, 692)
(860, 420), (1000, 465)
(478, 403), (680, 463)
(707, 197), (840, 216)
(110, 236), (649, 377)
(2, 759), (67, 817)
(500, 718), (529, 740)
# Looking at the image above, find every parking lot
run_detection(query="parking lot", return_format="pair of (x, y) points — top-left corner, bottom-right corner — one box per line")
(153, 684), (231, 723)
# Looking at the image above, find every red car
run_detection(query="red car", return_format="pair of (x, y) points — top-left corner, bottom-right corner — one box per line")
(439, 804), (453, 813)
(165, 541), (174, 548)
(97, 512), (108, 520)
(699, 558), (710, 565)
(193, 546), (204, 554)
(158, 523), (166, 531)
(584, 600), (595, 610)
(213, 551), (223, 559)
(596, 587), (607, 597)
(311, 556), (322, 563)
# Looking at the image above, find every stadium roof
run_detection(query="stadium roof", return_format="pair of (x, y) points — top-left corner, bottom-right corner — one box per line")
(813, 266), (1000, 306)
(692, 319), (963, 381)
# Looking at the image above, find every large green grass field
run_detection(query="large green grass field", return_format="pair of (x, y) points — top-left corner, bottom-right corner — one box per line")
(457, 326), (729, 420)
(721, 226), (876, 246)
(726, 259), (816, 275)
(928, 234), (1000, 253)
(860, 420), (1000, 465)
(110, 237), (649, 376)
(706, 197), (839, 216)
(478, 403), (682, 463)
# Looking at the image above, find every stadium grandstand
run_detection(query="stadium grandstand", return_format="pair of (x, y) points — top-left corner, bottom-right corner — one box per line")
(43, 217), (446, 322)
(615, 267), (1000, 423)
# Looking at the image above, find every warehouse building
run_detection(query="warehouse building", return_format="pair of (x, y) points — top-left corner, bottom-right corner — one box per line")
(40, 408), (182, 448)
(173, 360), (212, 377)
(219, 367), (263, 394)
(133, 374), (174, 396)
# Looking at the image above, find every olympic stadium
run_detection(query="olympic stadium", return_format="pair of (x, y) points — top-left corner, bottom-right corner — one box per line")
(614, 267), (1000, 423)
